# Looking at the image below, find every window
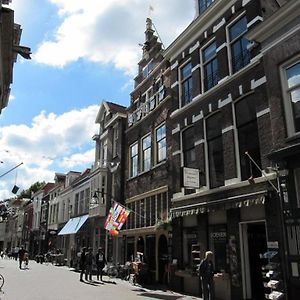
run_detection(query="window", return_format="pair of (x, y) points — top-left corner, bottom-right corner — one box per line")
(142, 61), (153, 79)
(282, 61), (300, 135)
(182, 127), (196, 167)
(236, 97), (261, 181)
(180, 62), (193, 106)
(156, 124), (166, 163)
(130, 143), (138, 177)
(206, 113), (224, 188)
(142, 135), (151, 172)
(199, 0), (214, 14)
(101, 138), (108, 166)
(294, 169), (300, 208)
(112, 126), (118, 157)
(229, 16), (250, 73)
(203, 42), (218, 91)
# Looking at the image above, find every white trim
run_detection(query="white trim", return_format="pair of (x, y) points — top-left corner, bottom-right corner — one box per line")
(172, 150), (181, 157)
(171, 81), (179, 89)
(184, 118), (188, 127)
(171, 61), (178, 70)
(256, 108), (270, 118)
(242, 0), (252, 7)
(247, 16), (263, 28)
(239, 85), (243, 95)
(195, 139), (205, 146)
(231, 5), (235, 14)
(213, 18), (226, 33)
(192, 64), (200, 73)
(172, 124), (180, 135)
(225, 178), (240, 186)
(208, 103), (212, 113)
(218, 76), (229, 85)
(204, 31), (207, 39)
(189, 41), (200, 54)
(232, 102), (242, 181)
(222, 125), (234, 134)
(218, 93), (232, 108)
(192, 111), (204, 123)
(182, 51), (185, 59)
(251, 76), (267, 89)
(216, 42), (227, 53)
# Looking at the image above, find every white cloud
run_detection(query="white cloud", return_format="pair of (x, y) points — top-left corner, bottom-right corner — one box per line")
(0, 105), (99, 200)
(34, 0), (195, 75)
(9, 95), (15, 102)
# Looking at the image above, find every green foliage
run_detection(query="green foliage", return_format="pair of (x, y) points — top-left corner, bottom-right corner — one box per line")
(19, 181), (46, 198)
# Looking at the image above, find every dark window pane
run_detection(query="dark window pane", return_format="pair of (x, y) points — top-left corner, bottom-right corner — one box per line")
(235, 97), (256, 127)
(208, 137), (224, 188)
(150, 196), (156, 226)
(229, 17), (247, 41)
(181, 63), (192, 79)
(183, 127), (196, 167)
(203, 42), (216, 62)
(199, 0), (213, 14)
(206, 113), (222, 139)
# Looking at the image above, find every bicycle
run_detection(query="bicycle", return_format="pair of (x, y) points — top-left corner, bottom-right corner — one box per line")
(106, 262), (118, 279)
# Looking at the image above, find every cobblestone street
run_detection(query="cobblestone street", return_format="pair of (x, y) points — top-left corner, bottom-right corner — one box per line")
(0, 259), (198, 300)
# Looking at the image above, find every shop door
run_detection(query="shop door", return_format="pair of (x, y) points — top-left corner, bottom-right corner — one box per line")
(158, 235), (168, 283)
(240, 221), (267, 300)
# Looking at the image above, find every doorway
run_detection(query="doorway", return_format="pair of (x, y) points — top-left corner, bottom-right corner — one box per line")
(158, 234), (168, 283)
(240, 221), (267, 300)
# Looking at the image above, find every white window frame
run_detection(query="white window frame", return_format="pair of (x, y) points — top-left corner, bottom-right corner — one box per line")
(179, 59), (192, 108)
(129, 142), (139, 178)
(280, 55), (300, 137)
(141, 133), (152, 172)
(155, 123), (167, 164)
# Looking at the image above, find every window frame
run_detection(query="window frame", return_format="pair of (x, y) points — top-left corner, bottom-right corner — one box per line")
(227, 13), (250, 75)
(179, 61), (193, 107)
(280, 56), (300, 137)
(129, 142), (139, 178)
(141, 133), (152, 172)
(155, 123), (167, 164)
(198, 0), (214, 15)
(202, 40), (218, 92)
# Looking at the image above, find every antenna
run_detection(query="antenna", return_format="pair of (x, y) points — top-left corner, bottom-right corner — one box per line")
(152, 21), (165, 50)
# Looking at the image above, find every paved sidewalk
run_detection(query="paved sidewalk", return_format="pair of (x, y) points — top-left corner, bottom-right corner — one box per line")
(0, 259), (200, 300)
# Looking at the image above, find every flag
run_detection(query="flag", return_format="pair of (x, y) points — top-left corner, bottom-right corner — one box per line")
(104, 201), (130, 236)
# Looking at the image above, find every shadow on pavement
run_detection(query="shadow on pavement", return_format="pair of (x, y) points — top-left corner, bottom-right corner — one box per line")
(136, 292), (183, 300)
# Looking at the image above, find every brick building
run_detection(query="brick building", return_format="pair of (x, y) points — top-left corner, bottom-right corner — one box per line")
(164, 0), (287, 299)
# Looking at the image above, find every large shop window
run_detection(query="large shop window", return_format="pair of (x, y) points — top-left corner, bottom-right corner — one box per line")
(180, 62), (193, 107)
(130, 142), (138, 177)
(206, 113), (224, 188)
(142, 135), (151, 172)
(236, 97), (261, 181)
(203, 41), (218, 91)
(229, 16), (250, 74)
(209, 225), (227, 272)
(282, 60), (300, 136)
(156, 124), (166, 163)
(182, 127), (196, 167)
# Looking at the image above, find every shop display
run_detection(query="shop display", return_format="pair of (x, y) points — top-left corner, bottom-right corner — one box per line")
(191, 244), (201, 275)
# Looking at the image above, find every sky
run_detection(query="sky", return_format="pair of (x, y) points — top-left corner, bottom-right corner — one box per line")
(0, 0), (195, 200)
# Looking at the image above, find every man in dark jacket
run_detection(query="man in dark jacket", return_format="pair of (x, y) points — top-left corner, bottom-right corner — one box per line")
(95, 247), (106, 281)
(79, 247), (87, 282)
(199, 251), (215, 300)
(85, 247), (94, 281)
(18, 246), (26, 269)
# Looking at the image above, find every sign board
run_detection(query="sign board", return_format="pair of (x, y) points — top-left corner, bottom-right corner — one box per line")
(183, 167), (200, 189)
(267, 241), (279, 249)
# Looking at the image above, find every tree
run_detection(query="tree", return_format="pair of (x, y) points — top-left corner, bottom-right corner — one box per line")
(19, 181), (46, 198)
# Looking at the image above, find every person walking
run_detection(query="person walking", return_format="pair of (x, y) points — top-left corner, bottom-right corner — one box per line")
(95, 247), (106, 281)
(198, 251), (215, 300)
(85, 247), (94, 281)
(18, 246), (26, 269)
(79, 247), (87, 282)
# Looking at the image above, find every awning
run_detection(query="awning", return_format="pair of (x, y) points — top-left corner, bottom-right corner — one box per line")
(58, 215), (89, 235)
(170, 191), (267, 218)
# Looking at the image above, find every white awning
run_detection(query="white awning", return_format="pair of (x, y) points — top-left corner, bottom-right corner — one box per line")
(58, 215), (89, 235)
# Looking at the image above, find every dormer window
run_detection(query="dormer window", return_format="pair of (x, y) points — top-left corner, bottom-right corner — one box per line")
(199, 0), (214, 15)
(143, 61), (153, 79)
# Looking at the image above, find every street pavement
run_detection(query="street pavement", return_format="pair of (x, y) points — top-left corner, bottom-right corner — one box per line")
(0, 259), (199, 300)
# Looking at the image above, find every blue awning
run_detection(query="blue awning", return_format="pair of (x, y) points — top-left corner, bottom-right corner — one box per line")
(58, 215), (89, 235)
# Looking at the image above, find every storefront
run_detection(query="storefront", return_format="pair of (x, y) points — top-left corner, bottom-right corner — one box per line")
(170, 185), (285, 300)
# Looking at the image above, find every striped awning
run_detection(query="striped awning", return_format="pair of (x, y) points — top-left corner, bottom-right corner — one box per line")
(170, 191), (266, 218)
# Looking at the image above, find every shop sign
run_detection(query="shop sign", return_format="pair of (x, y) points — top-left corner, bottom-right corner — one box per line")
(49, 230), (57, 235)
(183, 167), (200, 189)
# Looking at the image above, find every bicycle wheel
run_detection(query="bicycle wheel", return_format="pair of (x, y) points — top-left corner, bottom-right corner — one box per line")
(0, 274), (4, 290)
(107, 266), (118, 278)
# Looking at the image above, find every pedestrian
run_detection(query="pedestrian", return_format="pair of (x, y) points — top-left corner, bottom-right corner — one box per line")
(198, 251), (215, 300)
(18, 246), (26, 269)
(85, 247), (94, 281)
(79, 247), (87, 282)
(95, 247), (106, 281)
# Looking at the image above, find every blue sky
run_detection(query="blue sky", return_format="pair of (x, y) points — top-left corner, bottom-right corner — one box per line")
(0, 0), (194, 200)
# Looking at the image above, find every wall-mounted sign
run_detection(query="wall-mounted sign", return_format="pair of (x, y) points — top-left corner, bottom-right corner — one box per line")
(267, 241), (279, 249)
(183, 167), (200, 189)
